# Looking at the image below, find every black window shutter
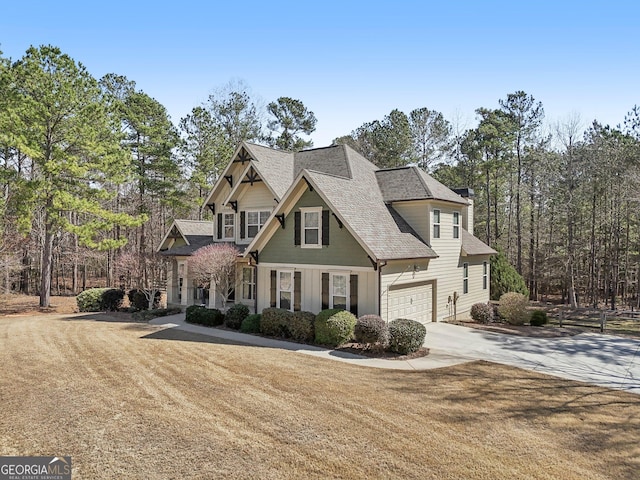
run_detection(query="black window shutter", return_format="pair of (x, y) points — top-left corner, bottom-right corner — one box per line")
(350, 274), (358, 317)
(217, 213), (222, 239)
(270, 270), (277, 308)
(294, 211), (301, 246)
(294, 272), (301, 311)
(240, 211), (246, 239)
(321, 273), (329, 310)
(322, 210), (330, 245)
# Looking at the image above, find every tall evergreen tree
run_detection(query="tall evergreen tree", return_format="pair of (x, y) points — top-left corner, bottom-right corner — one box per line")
(4, 46), (144, 307)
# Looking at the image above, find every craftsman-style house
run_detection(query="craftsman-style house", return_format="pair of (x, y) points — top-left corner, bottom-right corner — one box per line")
(158, 142), (495, 322)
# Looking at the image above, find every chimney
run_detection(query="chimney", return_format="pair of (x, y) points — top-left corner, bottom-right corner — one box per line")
(453, 188), (474, 233)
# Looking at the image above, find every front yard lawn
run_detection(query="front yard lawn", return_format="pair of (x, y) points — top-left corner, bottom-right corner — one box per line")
(1, 314), (638, 479)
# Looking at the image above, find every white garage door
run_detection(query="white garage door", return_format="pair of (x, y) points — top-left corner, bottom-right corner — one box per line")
(387, 281), (433, 324)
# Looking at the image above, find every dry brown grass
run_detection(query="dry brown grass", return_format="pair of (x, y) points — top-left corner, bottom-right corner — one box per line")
(1, 314), (638, 479)
(0, 294), (78, 315)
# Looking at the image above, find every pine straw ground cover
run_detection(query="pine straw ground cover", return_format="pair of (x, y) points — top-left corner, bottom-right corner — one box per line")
(0, 314), (638, 479)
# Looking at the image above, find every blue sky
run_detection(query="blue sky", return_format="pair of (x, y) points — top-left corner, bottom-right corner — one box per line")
(1, 1), (638, 146)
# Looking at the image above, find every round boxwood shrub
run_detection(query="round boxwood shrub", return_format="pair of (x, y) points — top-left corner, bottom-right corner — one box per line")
(470, 302), (494, 324)
(99, 288), (125, 311)
(260, 308), (293, 337)
(289, 311), (316, 342)
(387, 318), (426, 355)
(314, 309), (357, 347)
(497, 292), (529, 325)
(530, 310), (548, 326)
(354, 314), (389, 347)
(77, 288), (110, 312)
(186, 305), (224, 326)
(240, 314), (261, 333)
(225, 303), (250, 330)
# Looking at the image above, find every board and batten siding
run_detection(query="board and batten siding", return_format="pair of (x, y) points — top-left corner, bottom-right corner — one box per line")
(258, 189), (372, 268)
(255, 265), (377, 316)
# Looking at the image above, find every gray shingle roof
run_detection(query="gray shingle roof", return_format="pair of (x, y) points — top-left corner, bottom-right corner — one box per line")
(174, 219), (214, 238)
(461, 229), (497, 256)
(160, 236), (214, 256)
(294, 145), (352, 179)
(244, 143), (294, 200)
(304, 148), (437, 261)
(376, 166), (469, 205)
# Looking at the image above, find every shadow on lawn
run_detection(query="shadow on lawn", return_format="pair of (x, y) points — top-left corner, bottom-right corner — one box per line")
(141, 327), (252, 346)
(382, 360), (640, 479)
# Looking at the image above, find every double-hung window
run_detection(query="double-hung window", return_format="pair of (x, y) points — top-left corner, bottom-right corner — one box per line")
(463, 262), (469, 294)
(483, 262), (488, 290)
(278, 270), (293, 310)
(247, 210), (270, 238)
(453, 212), (460, 239)
(301, 207), (322, 248)
(330, 273), (348, 310)
(223, 213), (235, 240)
(433, 209), (441, 239)
(242, 267), (255, 300)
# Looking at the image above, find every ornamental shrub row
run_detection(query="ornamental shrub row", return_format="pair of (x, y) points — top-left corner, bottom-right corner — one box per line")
(185, 305), (224, 326)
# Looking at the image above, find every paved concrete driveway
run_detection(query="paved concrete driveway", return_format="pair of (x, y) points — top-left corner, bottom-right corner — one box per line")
(425, 322), (640, 394)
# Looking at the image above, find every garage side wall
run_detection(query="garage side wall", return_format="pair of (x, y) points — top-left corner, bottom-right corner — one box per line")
(380, 259), (435, 323)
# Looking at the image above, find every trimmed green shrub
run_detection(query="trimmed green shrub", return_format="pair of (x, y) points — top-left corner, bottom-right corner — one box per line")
(388, 319), (426, 355)
(289, 311), (316, 342)
(77, 288), (110, 312)
(530, 310), (548, 326)
(470, 302), (494, 324)
(132, 307), (182, 322)
(127, 289), (161, 311)
(225, 303), (250, 330)
(314, 309), (357, 347)
(240, 314), (261, 333)
(185, 305), (224, 326)
(260, 308), (293, 337)
(99, 288), (125, 311)
(354, 314), (389, 347)
(490, 250), (529, 300)
(497, 292), (529, 325)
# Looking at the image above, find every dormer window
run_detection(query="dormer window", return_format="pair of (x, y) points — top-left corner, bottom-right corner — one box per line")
(247, 210), (270, 238)
(301, 207), (322, 248)
(223, 213), (235, 240)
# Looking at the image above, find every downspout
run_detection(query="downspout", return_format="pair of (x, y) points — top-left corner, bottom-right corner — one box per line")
(377, 260), (387, 319)
(253, 263), (258, 315)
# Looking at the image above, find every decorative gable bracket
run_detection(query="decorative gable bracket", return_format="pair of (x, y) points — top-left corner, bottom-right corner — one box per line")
(224, 175), (233, 187)
(241, 167), (262, 186)
(303, 176), (314, 192)
(275, 213), (285, 229)
(249, 250), (259, 265)
(229, 201), (238, 213)
(206, 204), (215, 214)
(332, 213), (343, 229)
(367, 256), (378, 271)
(234, 147), (252, 164)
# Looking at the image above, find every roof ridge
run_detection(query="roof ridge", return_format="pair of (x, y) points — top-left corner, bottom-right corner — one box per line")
(412, 166), (433, 197)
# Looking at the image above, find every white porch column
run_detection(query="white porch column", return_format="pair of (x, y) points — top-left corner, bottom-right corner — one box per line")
(180, 261), (188, 306)
(208, 279), (217, 309)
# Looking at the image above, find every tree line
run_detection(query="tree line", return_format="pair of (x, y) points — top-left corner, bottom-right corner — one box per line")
(1, 44), (638, 310)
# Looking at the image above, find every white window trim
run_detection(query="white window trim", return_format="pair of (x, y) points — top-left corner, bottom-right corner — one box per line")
(277, 269), (294, 311)
(300, 206), (322, 249)
(242, 266), (255, 300)
(463, 262), (469, 294)
(483, 261), (488, 290)
(223, 212), (235, 241)
(329, 272), (350, 310)
(246, 209), (271, 240)
(433, 209), (441, 239)
(453, 212), (460, 239)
